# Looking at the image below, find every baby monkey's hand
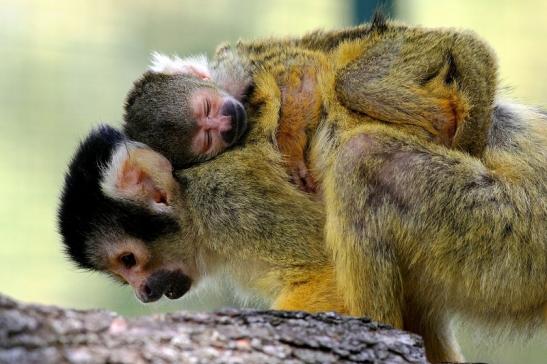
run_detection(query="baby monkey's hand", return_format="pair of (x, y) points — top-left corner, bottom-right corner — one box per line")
(288, 159), (317, 194)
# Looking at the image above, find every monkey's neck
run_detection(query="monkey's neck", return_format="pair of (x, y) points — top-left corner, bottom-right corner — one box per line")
(195, 243), (336, 308)
(195, 248), (283, 305)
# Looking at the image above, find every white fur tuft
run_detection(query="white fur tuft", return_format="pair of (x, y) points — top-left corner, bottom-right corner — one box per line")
(100, 142), (173, 214)
(100, 142), (138, 201)
(148, 51), (210, 78)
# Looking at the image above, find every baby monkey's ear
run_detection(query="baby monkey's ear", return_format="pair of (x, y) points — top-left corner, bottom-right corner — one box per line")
(101, 143), (177, 213)
(148, 51), (211, 80)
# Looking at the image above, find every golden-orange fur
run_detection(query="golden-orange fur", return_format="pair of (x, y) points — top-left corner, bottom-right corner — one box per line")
(272, 266), (348, 314)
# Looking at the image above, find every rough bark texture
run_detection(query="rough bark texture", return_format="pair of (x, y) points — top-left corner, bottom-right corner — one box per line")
(0, 294), (427, 364)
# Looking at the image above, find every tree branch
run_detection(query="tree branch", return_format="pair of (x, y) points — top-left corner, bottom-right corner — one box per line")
(0, 294), (427, 363)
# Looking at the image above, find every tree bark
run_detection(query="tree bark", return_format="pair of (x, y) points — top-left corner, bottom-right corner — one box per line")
(0, 294), (427, 364)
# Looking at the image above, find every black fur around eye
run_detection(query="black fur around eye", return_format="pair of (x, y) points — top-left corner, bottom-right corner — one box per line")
(120, 253), (136, 269)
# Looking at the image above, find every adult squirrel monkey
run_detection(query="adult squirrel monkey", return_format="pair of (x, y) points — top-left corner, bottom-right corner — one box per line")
(58, 18), (546, 363)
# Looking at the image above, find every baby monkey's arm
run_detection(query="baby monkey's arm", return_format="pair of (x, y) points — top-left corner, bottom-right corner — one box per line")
(276, 66), (322, 194)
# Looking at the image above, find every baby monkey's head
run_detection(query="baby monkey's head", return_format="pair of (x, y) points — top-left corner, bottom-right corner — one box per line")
(124, 57), (247, 168)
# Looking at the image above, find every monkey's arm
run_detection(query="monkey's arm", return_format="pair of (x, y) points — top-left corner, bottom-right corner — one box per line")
(271, 265), (348, 314)
(275, 66), (322, 193)
(335, 29), (497, 156)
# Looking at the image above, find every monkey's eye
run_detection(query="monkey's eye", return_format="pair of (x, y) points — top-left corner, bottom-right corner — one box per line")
(120, 253), (136, 269)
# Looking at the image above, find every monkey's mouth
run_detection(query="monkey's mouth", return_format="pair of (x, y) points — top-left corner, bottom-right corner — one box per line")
(137, 269), (192, 303)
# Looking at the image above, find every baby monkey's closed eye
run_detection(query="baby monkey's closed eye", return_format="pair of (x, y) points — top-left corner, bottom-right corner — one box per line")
(123, 72), (248, 169)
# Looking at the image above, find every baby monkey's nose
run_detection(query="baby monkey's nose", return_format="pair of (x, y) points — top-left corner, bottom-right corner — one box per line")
(220, 98), (247, 145)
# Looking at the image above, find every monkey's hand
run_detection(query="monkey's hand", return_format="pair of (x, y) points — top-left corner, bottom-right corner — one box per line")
(288, 160), (317, 194)
(276, 66), (321, 194)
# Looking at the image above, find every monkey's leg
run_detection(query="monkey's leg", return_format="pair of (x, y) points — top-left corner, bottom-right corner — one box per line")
(271, 265), (349, 315)
(335, 30), (497, 156)
(403, 301), (464, 363)
(325, 121), (545, 351)
(322, 133), (406, 327)
(323, 128), (465, 359)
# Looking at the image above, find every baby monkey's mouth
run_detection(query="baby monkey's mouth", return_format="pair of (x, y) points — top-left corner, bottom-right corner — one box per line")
(137, 269), (192, 303)
(220, 97), (248, 146)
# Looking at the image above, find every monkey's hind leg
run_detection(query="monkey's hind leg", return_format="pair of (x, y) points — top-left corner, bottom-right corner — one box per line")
(334, 30), (497, 156)
(322, 135), (405, 329)
(271, 265), (349, 315)
(322, 126), (464, 362)
(404, 302), (465, 363)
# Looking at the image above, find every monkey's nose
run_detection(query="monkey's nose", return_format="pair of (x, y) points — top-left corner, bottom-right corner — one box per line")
(138, 282), (163, 303)
(220, 99), (247, 145)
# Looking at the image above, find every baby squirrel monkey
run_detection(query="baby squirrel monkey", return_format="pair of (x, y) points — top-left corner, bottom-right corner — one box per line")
(124, 15), (497, 192)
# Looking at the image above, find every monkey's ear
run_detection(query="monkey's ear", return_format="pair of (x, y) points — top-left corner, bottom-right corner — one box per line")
(102, 145), (176, 213)
(149, 52), (211, 80)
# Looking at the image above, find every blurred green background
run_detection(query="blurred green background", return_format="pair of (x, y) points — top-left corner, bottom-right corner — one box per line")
(0, 0), (545, 362)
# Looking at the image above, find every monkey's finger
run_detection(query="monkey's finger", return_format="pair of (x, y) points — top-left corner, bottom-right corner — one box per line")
(301, 171), (317, 194)
(295, 163), (317, 194)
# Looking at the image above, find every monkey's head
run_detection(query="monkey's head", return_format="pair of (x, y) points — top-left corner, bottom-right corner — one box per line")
(58, 125), (199, 303)
(123, 54), (247, 169)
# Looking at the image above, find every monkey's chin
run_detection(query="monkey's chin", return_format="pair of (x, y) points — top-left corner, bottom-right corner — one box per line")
(135, 291), (160, 304)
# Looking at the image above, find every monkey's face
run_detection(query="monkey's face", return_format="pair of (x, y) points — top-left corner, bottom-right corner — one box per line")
(99, 237), (194, 303)
(59, 127), (200, 303)
(124, 73), (247, 169)
(188, 86), (247, 159)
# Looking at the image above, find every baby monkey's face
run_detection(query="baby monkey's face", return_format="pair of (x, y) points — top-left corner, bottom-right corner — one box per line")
(124, 73), (248, 168)
(189, 87), (247, 159)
